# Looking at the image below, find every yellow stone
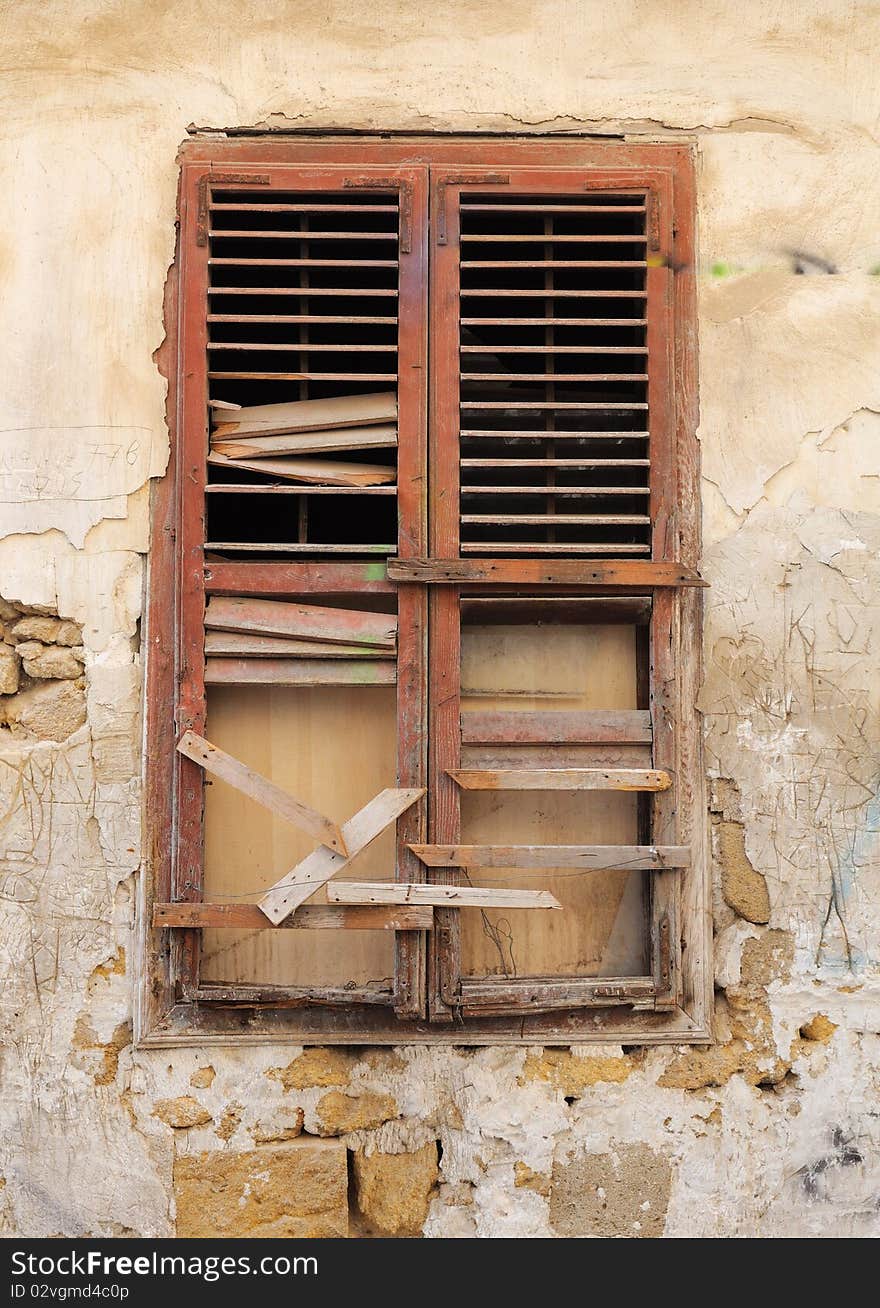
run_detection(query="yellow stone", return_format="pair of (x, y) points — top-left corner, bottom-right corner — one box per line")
(353, 1144), (438, 1236)
(315, 1090), (398, 1136)
(175, 1140), (348, 1238)
(521, 1049), (633, 1095)
(153, 1096), (213, 1130)
(268, 1047), (355, 1090)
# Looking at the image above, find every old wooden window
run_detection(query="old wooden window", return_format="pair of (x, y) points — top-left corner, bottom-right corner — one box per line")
(142, 139), (708, 1046)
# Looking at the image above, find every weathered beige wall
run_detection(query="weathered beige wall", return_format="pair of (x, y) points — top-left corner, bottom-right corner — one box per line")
(2, 0), (879, 1238)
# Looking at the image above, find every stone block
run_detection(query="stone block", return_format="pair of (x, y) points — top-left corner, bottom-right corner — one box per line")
(174, 1140), (348, 1238)
(353, 1143), (438, 1236)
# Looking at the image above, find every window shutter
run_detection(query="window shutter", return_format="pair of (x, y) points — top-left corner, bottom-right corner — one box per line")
(170, 163), (428, 1012)
(427, 168), (681, 1020)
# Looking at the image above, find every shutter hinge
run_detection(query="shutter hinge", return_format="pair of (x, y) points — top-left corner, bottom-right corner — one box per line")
(196, 173), (271, 246)
(343, 176), (413, 253)
(436, 173), (509, 245)
(657, 912), (672, 990)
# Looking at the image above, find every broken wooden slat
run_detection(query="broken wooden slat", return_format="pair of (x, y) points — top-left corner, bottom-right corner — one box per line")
(177, 730), (347, 855)
(408, 844), (690, 870)
(327, 883), (562, 910)
(152, 902), (433, 931)
(207, 453), (396, 486)
(210, 423), (398, 458)
(447, 768), (672, 792)
(211, 391), (397, 439)
(204, 631), (395, 659)
(204, 597), (397, 649)
(460, 710), (652, 746)
(205, 658), (396, 686)
(259, 787), (426, 924)
(386, 559), (708, 587)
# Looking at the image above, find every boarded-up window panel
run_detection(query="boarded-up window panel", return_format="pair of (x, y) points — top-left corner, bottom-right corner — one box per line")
(202, 685), (397, 988)
(458, 623), (645, 980)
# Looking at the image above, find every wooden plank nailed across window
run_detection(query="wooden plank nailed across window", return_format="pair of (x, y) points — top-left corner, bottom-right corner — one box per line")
(447, 768), (672, 791)
(177, 730), (347, 854)
(408, 844), (690, 870)
(327, 883), (562, 910)
(386, 559), (707, 586)
(153, 903), (433, 930)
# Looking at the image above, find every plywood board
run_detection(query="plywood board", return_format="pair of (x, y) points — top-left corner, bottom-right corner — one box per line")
(202, 684), (398, 986)
(458, 623), (646, 980)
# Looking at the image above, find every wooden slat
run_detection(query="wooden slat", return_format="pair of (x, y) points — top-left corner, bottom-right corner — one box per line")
(461, 460), (650, 468)
(207, 454), (396, 486)
(177, 730), (347, 854)
(209, 203), (398, 213)
(205, 658), (396, 686)
(209, 258), (399, 268)
(461, 317), (644, 326)
(461, 373), (648, 382)
(207, 286), (399, 296)
(205, 485), (397, 496)
(212, 392), (397, 437)
(460, 345), (647, 353)
(461, 234), (647, 243)
(461, 259), (647, 269)
(327, 883), (562, 910)
(153, 903), (432, 930)
(447, 768), (671, 792)
(204, 631), (395, 659)
(203, 561), (395, 595)
(460, 430), (648, 439)
(461, 709), (652, 745)
(209, 229), (398, 240)
(460, 203), (646, 213)
(205, 596), (396, 648)
(259, 787), (425, 924)
(461, 403), (649, 412)
(408, 844), (689, 870)
(386, 559), (707, 587)
(208, 315), (397, 325)
(461, 487), (651, 497)
(459, 543), (651, 554)
(205, 543), (396, 554)
(461, 514), (651, 526)
(210, 423), (397, 458)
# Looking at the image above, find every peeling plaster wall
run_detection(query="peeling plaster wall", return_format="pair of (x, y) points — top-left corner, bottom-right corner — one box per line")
(2, 0), (880, 1239)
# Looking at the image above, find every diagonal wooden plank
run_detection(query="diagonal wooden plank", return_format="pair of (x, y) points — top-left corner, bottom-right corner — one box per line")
(258, 787), (425, 924)
(177, 730), (347, 856)
(408, 843), (691, 870)
(327, 882), (562, 910)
